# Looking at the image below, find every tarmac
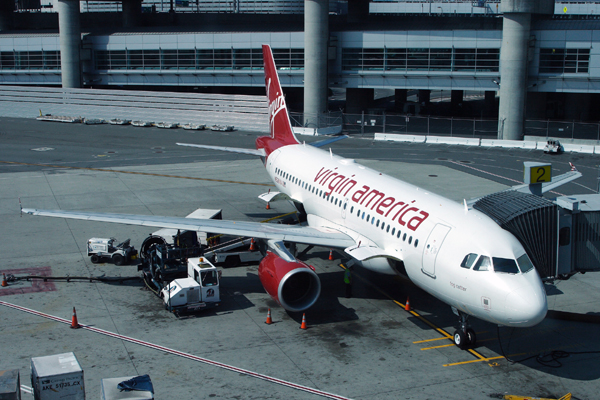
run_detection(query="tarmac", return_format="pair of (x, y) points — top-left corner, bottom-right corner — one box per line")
(1, 116), (600, 399)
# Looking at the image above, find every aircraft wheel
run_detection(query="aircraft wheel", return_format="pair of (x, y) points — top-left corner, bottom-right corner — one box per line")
(454, 330), (467, 350)
(466, 328), (476, 346)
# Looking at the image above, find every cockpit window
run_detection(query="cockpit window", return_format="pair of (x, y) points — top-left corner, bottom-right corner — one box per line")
(460, 253), (478, 269)
(473, 256), (491, 271)
(517, 253), (535, 273)
(492, 257), (519, 274)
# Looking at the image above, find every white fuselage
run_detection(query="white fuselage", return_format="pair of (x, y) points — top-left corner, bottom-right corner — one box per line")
(266, 144), (547, 327)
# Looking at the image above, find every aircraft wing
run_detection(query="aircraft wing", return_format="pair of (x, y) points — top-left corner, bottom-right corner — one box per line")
(21, 208), (356, 249)
(309, 135), (349, 148)
(176, 143), (266, 157)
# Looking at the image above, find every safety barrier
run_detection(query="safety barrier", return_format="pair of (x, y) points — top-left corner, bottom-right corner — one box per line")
(0, 85), (269, 132)
(374, 133), (600, 154)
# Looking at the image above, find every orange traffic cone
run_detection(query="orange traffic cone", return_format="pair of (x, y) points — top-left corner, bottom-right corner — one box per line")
(300, 313), (307, 330)
(265, 308), (273, 325)
(404, 296), (411, 311)
(70, 307), (80, 329)
(250, 238), (256, 251)
(266, 202), (270, 210)
(1, 273), (7, 287)
(328, 250), (333, 261)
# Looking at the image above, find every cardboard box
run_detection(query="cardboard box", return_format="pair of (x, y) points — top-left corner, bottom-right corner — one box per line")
(31, 353), (84, 400)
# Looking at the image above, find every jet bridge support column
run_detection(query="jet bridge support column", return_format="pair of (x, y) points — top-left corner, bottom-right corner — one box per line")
(122, 0), (142, 28)
(57, 0), (82, 88)
(497, 0), (553, 140)
(0, 0), (14, 32)
(304, 0), (329, 129)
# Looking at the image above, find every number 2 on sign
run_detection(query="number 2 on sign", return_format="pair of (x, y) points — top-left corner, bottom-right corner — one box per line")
(533, 166), (550, 183)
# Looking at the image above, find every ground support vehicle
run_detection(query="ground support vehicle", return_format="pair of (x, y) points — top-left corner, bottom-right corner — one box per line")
(160, 257), (221, 313)
(87, 238), (138, 265)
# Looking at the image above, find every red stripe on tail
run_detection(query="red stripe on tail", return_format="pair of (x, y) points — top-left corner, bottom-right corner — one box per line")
(256, 45), (299, 156)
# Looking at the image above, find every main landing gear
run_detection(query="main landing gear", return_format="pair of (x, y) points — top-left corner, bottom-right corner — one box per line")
(453, 311), (476, 350)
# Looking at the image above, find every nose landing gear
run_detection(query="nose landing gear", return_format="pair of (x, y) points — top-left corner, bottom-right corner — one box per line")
(453, 311), (476, 350)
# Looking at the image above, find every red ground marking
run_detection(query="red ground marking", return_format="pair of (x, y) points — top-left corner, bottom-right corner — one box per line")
(0, 266), (56, 296)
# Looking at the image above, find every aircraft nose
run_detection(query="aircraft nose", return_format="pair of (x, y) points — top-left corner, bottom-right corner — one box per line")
(505, 287), (547, 327)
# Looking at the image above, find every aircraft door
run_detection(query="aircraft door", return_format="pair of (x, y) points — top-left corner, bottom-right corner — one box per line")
(341, 198), (348, 219)
(421, 224), (451, 278)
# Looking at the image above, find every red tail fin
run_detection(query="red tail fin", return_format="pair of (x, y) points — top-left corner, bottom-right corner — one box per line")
(262, 44), (299, 146)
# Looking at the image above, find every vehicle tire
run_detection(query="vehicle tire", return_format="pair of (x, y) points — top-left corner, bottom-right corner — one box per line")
(90, 255), (100, 264)
(454, 330), (467, 350)
(112, 254), (125, 266)
(466, 328), (476, 346)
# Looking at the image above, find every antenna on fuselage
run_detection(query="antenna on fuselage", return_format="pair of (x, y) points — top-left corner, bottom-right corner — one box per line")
(463, 199), (468, 212)
(329, 148), (332, 159)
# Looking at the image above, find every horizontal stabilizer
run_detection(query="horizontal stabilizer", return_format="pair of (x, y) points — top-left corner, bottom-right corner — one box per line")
(310, 135), (349, 148)
(258, 191), (290, 203)
(177, 142), (266, 157)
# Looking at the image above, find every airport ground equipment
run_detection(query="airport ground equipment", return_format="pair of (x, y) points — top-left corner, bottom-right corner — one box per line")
(203, 237), (263, 267)
(31, 352), (84, 400)
(160, 257), (221, 313)
(87, 238), (138, 265)
(473, 162), (600, 281)
(0, 369), (20, 400)
(544, 139), (563, 154)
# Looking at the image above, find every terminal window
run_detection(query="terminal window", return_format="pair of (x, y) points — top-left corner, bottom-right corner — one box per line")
(539, 48), (590, 74)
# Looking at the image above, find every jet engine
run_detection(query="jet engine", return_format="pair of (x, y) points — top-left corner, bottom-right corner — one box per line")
(258, 251), (321, 312)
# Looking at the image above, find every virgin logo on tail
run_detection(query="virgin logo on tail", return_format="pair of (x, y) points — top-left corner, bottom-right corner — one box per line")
(257, 44), (299, 153)
(266, 78), (287, 126)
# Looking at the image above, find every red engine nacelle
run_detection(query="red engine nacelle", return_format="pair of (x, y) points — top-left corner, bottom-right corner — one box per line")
(258, 251), (321, 312)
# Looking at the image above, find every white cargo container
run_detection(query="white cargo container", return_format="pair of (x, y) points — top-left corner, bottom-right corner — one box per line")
(31, 353), (85, 400)
(0, 369), (21, 400)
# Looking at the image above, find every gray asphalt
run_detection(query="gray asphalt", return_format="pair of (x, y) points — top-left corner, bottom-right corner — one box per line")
(1, 116), (600, 400)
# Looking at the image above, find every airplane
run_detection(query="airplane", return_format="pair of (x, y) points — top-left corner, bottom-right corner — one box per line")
(22, 44), (581, 350)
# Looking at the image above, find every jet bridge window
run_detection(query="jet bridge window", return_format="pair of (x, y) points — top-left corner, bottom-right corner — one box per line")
(492, 258), (519, 274)
(460, 253), (478, 269)
(516, 253), (534, 273)
(473, 256), (491, 271)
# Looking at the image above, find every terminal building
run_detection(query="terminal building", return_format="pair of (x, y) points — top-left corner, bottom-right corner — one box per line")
(1, 0), (600, 139)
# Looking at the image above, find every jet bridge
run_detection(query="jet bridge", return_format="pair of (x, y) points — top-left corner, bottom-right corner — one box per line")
(473, 191), (600, 280)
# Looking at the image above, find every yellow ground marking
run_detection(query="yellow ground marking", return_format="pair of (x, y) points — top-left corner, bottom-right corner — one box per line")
(443, 353), (526, 367)
(0, 160), (275, 187)
(334, 271), (491, 363)
(413, 337), (451, 344)
(421, 343), (456, 350)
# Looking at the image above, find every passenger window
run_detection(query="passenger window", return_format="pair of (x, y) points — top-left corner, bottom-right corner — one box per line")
(460, 253), (478, 269)
(473, 256), (491, 271)
(408, 236), (412, 244)
(386, 225), (390, 233)
(517, 254), (535, 273)
(403, 233), (406, 241)
(414, 239), (418, 248)
(397, 230), (401, 238)
(493, 258), (519, 274)
(376, 220), (379, 227)
(391, 228), (395, 236)
(350, 206), (353, 213)
(367, 215), (370, 222)
(362, 212), (365, 219)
